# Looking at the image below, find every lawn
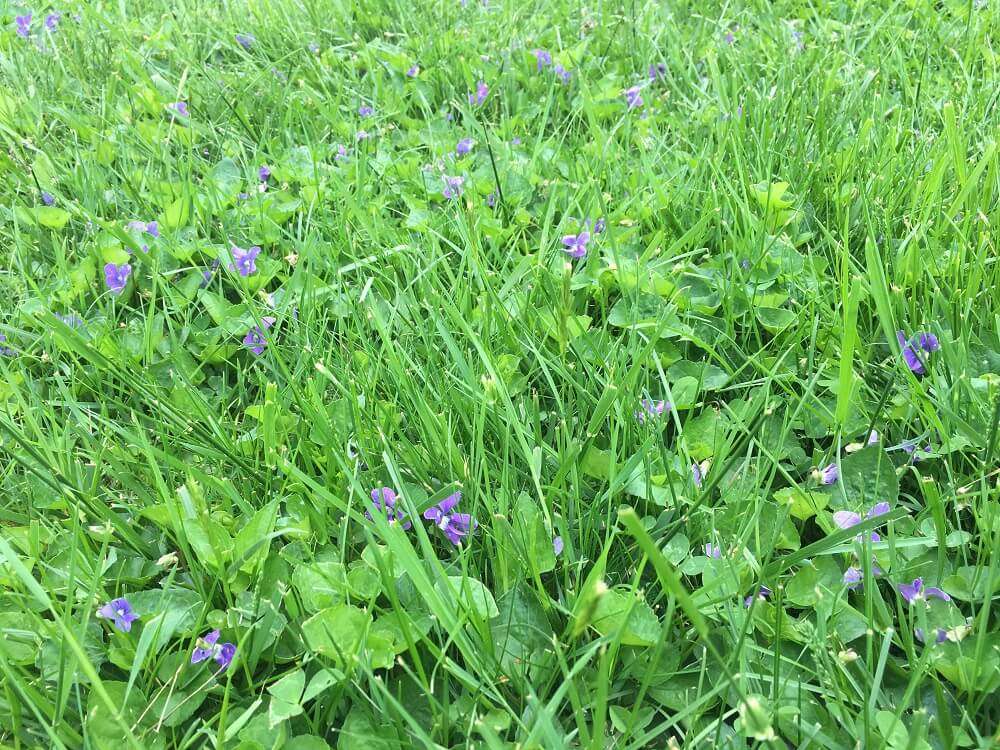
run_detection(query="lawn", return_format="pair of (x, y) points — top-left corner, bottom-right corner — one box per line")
(1, 0), (999, 747)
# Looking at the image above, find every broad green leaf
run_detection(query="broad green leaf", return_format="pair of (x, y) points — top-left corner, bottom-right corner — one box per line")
(302, 605), (371, 668)
(591, 587), (660, 646)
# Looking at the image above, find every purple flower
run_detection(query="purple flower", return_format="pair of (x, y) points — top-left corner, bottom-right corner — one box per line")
(692, 462), (703, 488)
(724, 31), (736, 45)
(744, 585), (771, 608)
(235, 33), (255, 49)
(898, 577), (951, 605)
(561, 226), (590, 258)
(553, 536), (564, 555)
(406, 64), (420, 77)
(511, 137), (521, 145)
(819, 463), (838, 485)
(533, 49), (552, 70)
(635, 398), (670, 422)
(335, 144), (349, 161)
(843, 567), (862, 589)
(423, 492), (476, 545)
(44, 12), (61, 31)
(358, 105), (374, 117)
(468, 80), (489, 106)
(554, 65), (571, 84)
(104, 263), (131, 295)
(41, 191), (55, 206)
(258, 165), (271, 182)
(648, 63), (667, 80)
(897, 330), (939, 375)
(356, 130), (370, 141)
(367, 487), (412, 529)
(455, 138), (474, 156)
(243, 316), (276, 355)
(168, 102), (189, 117)
(308, 42), (320, 53)
(594, 217), (606, 234)
(230, 245), (261, 277)
(200, 259), (221, 288)
(704, 542), (722, 559)
(14, 14), (31, 38)
(867, 429), (880, 445)
(97, 598), (138, 632)
(485, 192), (497, 208)
(191, 630), (237, 670)
(625, 86), (643, 109)
(442, 175), (464, 200)
(915, 627), (948, 644)
(833, 502), (891, 542)
(0, 334), (16, 357)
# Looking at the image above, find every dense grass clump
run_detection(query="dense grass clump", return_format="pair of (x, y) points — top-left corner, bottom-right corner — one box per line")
(1, 0), (999, 747)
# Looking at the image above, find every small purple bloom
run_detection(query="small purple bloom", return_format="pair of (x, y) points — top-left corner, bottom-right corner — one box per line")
(553, 64), (571, 83)
(468, 80), (489, 106)
(561, 227), (590, 258)
(724, 31), (736, 45)
(423, 492), (476, 545)
(915, 627), (948, 644)
(335, 144), (349, 161)
(44, 12), (61, 31)
(843, 567), (862, 589)
(553, 536), (564, 556)
(898, 577), (950, 605)
(235, 33), (255, 50)
(442, 175), (464, 200)
(625, 86), (643, 110)
(867, 429), (880, 445)
(200, 259), (221, 288)
(897, 330), (939, 375)
(41, 192), (55, 206)
(191, 630), (237, 670)
(704, 542), (722, 559)
(97, 598), (139, 633)
(819, 463), (838, 485)
(635, 398), (669, 422)
(455, 137), (474, 156)
(243, 316), (276, 355)
(511, 137), (521, 145)
(367, 487), (412, 529)
(867, 502), (890, 519)
(0, 334), (16, 357)
(648, 63), (667, 80)
(406, 64), (420, 77)
(485, 192), (497, 208)
(692, 462), (704, 488)
(533, 49), (551, 70)
(14, 14), (31, 38)
(230, 245), (261, 277)
(168, 102), (189, 117)
(356, 130), (369, 141)
(358, 104), (374, 117)
(594, 217), (606, 234)
(744, 585), (771, 608)
(104, 263), (131, 295)
(258, 165), (271, 182)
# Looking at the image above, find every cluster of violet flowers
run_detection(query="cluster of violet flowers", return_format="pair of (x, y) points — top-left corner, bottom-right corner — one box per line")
(560, 216), (606, 259)
(532, 49), (571, 83)
(96, 598), (236, 671)
(14, 11), (60, 38)
(368, 487), (477, 546)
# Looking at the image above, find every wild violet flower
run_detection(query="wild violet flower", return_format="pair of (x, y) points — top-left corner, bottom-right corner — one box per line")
(833, 502), (891, 542)
(358, 104), (374, 117)
(744, 585), (771, 608)
(561, 225), (590, 258)
(692, 462), (704, 488)
(455, 138), (474, 156)
(258, 165), (271, 182)
(41, 191), (55, 206)
(97, 598), (139, 632)
(335, 144), (349, 161)
(844, 561), (883, 589)
(167, 102), (189, 117)
(104, 263), (131, 294)
(423, 492), (476, 545)
(533, 49), (552, 70)
(897, 330), (939, 375)
(553, 536), (564, 555)
(0, 335), (16, 357)
(898, 577), (950, 604)
(724, 30), (736, 45)
(200, 259), (221, 288)
(818, 463), (838, 485)
(442, 175), (464, 200)
(468, 80), (488, 106)
(625, 86), (643, 109)
(44, 12), (60, 30)
(230, 245), (261, 277)
(553, 64), (571, 83)
(485, 192), (497, 208)
(648, 63), (666, 80)
(705, 543), (722, 559)
(594, 217), (606, 234)
(192, 630), (236, 670)
(367, 487), (412, 529)
(915, 627), (948, 644)
(635, 399), (669, 422)
(243, 316), (276, 355)
(235, 33), (255, 49)
(406, 64), (420, 77)
(15, 14), (31, 38)
(356, 130), (370, 141)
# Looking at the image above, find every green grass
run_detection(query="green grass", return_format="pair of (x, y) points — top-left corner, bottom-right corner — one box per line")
(1, 0), (999, 747)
